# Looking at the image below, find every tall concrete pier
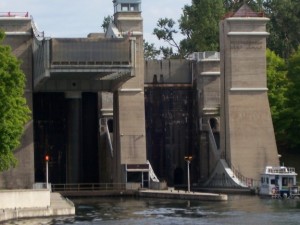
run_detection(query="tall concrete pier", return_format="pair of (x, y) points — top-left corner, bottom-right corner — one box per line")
(0, 14), (34, 188)
(65, 92), (82, 183)
(220, 5), (279, 180)
(108, 0), (147, 183)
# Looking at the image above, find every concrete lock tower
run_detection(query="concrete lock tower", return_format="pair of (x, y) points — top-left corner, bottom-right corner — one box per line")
(220, 5), (279, 182)
(109, 0), (148, 184)
(0, 13), (34, 188)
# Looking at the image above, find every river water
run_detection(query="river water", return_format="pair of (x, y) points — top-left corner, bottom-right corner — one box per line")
(5, 194), (300, 225)
(5, 153), (300, 225)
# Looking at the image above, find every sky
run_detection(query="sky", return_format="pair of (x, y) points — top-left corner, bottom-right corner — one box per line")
(0, 0), (191, 48)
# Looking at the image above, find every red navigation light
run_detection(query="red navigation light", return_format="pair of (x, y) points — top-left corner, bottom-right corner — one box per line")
(184, 156), (193, 162)
(45, 155), (49, 162)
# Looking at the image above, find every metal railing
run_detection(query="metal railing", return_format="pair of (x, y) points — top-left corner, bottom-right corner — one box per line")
(196, 52), (220, 61)
(147, 160), (159, 182)
(65, 197), (75, 207)
(52, 183), (127, 192)
(265, 166), (296, 174)
(31, 16), (44, 41)
(0, 12), (29, 17)
(105, 119), (114, 157)
(206, 119), (258, 188)
(230, 163), (259, 188)
(207, 120), (220, 160)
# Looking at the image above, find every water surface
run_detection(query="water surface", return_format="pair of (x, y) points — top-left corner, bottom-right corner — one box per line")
(6, 195), (300, 225)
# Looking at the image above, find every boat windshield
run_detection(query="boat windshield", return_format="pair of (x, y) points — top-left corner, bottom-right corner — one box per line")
(282, 177), (295, 186)
(266, 167), (295, 174)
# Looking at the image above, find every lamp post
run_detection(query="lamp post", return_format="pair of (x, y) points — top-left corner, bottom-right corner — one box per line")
(184, 156), (193, 193)
(45, 154), (49, 189)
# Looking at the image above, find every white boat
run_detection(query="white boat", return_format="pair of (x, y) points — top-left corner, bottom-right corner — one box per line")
(259, 166), (300, 198)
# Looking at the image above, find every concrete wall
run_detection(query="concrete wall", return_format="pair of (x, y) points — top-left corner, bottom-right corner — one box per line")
(145, 60), (192, 84)
(0, 190), (50, 209)
(0, 17), (34, 189)
(192, 53), (221, 182)
(196, 57), (220, 115)
(114, 12), (143, 33)
(113, 9), (147, 183)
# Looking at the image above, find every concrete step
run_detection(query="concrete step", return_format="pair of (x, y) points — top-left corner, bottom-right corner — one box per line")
(50, 192), (74, 209)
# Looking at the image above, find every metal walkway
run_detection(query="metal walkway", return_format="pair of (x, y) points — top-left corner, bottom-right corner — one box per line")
(51, 183), (137, 197)
(33, 26), (136, 92)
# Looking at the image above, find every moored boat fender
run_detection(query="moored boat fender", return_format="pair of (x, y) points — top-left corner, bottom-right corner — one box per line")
(282, 192), (288, 199)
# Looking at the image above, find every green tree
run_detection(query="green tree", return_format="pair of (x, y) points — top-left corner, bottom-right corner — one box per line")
(264, 0), (300, 59)
(179, 0), (225, 53)
(160, 46), (176, 59)
(0, 32), (30, 171)
(101, 15), (112, 33)
(144, 41), (161, 60)
(266, 49), (290, 149)
(153, 18), (184, 57)
(152, 0), (225, 58)
(224, 0), (264, 12)
(284, 47), (300, 151)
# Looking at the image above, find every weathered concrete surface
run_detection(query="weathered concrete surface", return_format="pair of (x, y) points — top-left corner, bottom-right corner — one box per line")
(49, 192), (75, 215)
(220, 6), (279, 182)
(0, 17), (34, 189)
(139, 189), (228, 201)
(0, 192), (75, 223)
(144, 60), (192, 84)
(0, 189), (50, 209)
(111, 4), (147, 183)
(194, 52), (221, 181)
(57, 190), (136, 197)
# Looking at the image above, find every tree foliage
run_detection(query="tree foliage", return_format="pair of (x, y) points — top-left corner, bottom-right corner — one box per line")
(179, 0), (225, 53)
(266, 47), (300, 152)
(151, 0), (300, 60)
(0, 32), (30, 171)
(153, 18), (179, 50)
(101, 15), (112, 33)
(152, 0), (225, 58)
(283, 48), (300, 151)
(153, 18), (184, 58)
(264, 0), (300, 59)
(224, 0), (264, 12)
(144, 41), (161, 60)
(266, 49), (290, 148)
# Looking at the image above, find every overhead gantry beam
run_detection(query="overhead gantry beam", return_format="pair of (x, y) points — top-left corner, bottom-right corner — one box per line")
(33, 37), (136, 92)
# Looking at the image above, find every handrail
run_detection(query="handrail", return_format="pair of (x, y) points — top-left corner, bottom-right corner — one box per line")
(52, 183), (127, 192)
(192, 52), (220, 61)
(0, 12), (29, 17)
(31, 16), (45, 41)
(265, 166), (296, 174)
(206, 119), (259, 188)
(147, 160), (159, 182)
(207, 120), (220, 160)
(230, 163), (259, 187)
(105, 119), (114, 157)
(65, 197), (75, 207)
